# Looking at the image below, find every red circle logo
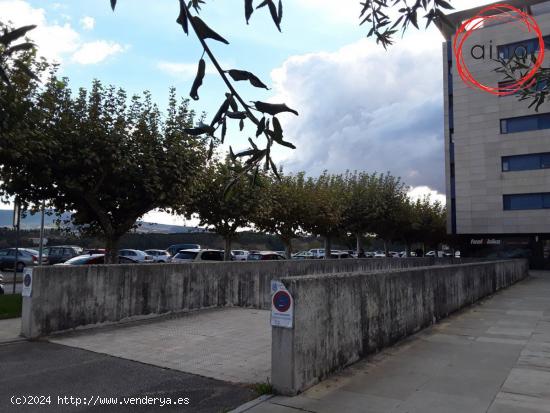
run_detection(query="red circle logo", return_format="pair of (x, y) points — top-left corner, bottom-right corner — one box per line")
(453, 3), (545, 96)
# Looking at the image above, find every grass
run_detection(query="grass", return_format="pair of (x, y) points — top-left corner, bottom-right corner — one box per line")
(253, 380), (273, 396)
(0, 294), (22, 319)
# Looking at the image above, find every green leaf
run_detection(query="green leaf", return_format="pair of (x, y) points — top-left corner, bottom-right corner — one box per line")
(176, 0), (189, 34)
(5, 42), (35, 55)
(268, 1), (281, 32)
(253, 101), (298, 116)
(13, 60), (39, 81)
(190, 58), (206, 101)
(256, 117), (266, 137)
(110, 0), (117, 11)
(191, 16), (229, 44)
(245, 0), (254, 24)
(227, 69), (269, 89)
(0, 25), (36, 45)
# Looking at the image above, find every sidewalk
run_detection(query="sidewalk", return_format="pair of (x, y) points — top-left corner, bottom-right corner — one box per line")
(240, 271), (550, 413)
(0, 317), (21, 343)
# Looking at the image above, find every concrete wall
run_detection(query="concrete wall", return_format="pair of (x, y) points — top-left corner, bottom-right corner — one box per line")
(271, 259), (529, 395)
(21, 258), (474, 338)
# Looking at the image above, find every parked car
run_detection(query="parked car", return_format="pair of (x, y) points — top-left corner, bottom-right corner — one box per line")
(292, 251), (315, 259)
(0, 272), (4, 294)
(0, 248), (48, 271)
(247, 251), (286, 261)
(56, 254), (142, 265)
(231, 250), (249, 261)
(43, 245), (83, 265)
(373, 251), (386, 258)
(144, 249), (171, 263)
(308, 249), (325, 259)
(329, 251), (352, 259)
(84, 248), (106, 255)
(171, 249), (225, 263)
(167, 244), (201, 256)
(55, 254), (106, 266)
(118, 249), (154, 263)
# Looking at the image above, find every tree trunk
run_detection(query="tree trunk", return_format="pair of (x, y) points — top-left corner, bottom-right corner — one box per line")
(324, 236), (331, 259)
(105, 236), (120, 264)
(224, 237), (232, 261)
(356, 233), (362, 256)
(384, 240), (389, 257)
(406, 243), (412, 257)
(284, 239), (292, 259)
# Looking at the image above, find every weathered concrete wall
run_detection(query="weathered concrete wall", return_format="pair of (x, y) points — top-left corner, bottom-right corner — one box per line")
(271, 259), (529, 395)
(21, 258), (475, 338)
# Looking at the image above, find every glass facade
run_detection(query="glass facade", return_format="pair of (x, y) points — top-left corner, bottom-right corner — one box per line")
(500, 113), (550, 134)
(502, 153), (550, 172)
(504, 193), (550, 210)
(497, 35), (550, 60)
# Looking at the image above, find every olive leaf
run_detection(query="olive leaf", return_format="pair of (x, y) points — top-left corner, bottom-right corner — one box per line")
(221, 117), (227, 143)
(0, 25), (36, 45)
(226, 111), (247, 119)
(256, 0), (282, 31)
(190, 16), (229, 44)
(110, 0), (117, 11)
(226, 93), (238, 111)
(239, 118), (245, 131)
(211, 97), (231, 127)
(184, 123), (215, 135)
(253, 101), (298, 116)
(227, 69), (269, 89)
(245, 0), (254, 24)
(190, 58), (206, 101)
(207, 139), (214, 159)
(176, 0), (189, 34)
(256, 117), (266, 137)
(6, 42), (35, 54)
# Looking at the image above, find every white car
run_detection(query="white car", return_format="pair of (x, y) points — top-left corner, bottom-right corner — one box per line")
(118, 249), (154, 263)
(308, 249), (325, 259)
(171, 249), (224, 263)
(292, 251), (315, 259)
(144, 249), (171, 263)
(231, 250), (249, 261)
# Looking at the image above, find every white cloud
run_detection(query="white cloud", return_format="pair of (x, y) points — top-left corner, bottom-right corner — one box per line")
(80, 16), (95, 31)
(72, 41), (125, 65)
(0, 0), (125, 65)
(271, 31), (446, 192)
(408, 186), (446, 205)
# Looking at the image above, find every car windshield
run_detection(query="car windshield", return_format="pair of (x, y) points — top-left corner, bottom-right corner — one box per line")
(247, 254), (263, 260)
(174, 251), (198, 260)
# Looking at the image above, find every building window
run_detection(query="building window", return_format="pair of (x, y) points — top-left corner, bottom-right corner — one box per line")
(503, 193), (550, 210)
(502, 153), (550, 172)
(500, 113), (550, 134)
(498, 36), (550, 60)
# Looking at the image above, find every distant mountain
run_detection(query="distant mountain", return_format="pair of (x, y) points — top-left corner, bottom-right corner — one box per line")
(0, 209), (205, 234)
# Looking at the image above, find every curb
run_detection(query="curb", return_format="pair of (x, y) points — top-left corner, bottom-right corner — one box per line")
(228, 394), (274, 413)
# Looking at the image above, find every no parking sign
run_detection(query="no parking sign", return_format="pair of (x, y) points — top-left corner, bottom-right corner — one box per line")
(271, 280), (293, 329)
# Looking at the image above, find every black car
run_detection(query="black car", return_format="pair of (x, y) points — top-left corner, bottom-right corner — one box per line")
(44, 245), (83, 265)
(166, 244), (201, 256)
(247, 251), (286, 261)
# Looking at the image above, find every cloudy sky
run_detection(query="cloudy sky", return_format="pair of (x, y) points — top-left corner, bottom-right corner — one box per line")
(0, 0), (495, 225)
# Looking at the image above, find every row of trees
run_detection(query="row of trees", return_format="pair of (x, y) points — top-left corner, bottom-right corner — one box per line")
(0, 22), (446, 262)
(190, 162), (447, 259)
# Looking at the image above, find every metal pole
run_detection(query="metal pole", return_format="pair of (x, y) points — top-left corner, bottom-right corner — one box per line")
(12, 199), (21, 294)
(38, 200), (45, 264)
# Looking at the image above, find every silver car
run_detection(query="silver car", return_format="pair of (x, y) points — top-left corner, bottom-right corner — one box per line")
(0, 248), (48, 272)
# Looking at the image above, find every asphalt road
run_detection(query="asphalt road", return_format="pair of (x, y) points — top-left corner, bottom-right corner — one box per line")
(0, 342), (256, 413)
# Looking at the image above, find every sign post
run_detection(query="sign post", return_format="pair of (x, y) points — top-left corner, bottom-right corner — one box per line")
(271, 280), (293, 329)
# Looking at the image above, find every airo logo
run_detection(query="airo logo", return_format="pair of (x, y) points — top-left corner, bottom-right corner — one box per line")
(453, 3), (545, 96)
